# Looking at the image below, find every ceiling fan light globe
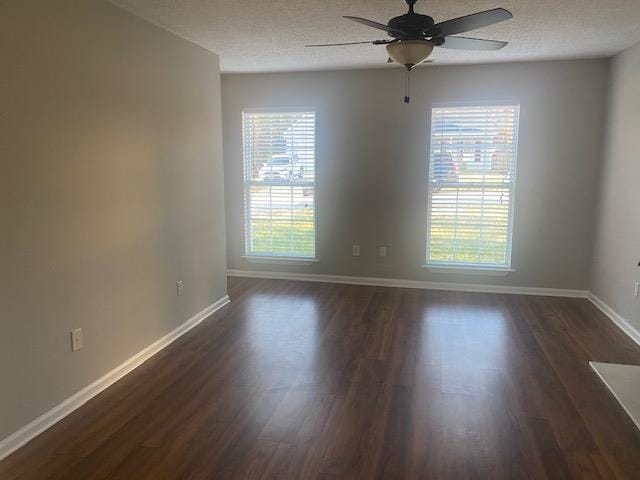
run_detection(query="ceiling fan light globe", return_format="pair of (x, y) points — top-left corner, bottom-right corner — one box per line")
(386, 40), (433, 67)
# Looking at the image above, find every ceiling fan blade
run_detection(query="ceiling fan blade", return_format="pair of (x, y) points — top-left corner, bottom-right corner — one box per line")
(437, 36), (508, 51)
(306, 40), (391, 47)
(305, 40), (378, 47)
(343, 16), (405, 35)
(430, 8), (512, 37)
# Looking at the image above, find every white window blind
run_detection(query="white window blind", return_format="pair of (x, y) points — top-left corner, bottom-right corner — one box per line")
(242, 110), (316, 258)
(426, 104), (520, 268)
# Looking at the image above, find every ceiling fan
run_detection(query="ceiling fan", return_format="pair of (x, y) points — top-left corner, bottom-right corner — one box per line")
(307, 0), (513, 103)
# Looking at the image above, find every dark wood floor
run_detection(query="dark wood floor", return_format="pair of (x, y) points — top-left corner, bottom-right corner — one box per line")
(2, 277), (640, 479)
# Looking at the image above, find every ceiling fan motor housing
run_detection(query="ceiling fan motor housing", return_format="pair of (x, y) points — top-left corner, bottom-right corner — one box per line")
(388, 14), (435, 39)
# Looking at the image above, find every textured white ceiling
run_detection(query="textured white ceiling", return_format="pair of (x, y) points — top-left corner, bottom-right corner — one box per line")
(110, 0), (640, 72)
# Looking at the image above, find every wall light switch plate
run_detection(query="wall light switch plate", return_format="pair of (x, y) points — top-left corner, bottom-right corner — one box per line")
(352, 245), (360, 257)
(379, 246), (387, 257)
(176, 280), (184, 296)
(634, 282), (639, 297)
(70, 328), (83, 352)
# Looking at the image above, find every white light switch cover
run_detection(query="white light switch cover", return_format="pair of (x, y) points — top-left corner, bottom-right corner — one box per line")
(70, 328), (83, 352)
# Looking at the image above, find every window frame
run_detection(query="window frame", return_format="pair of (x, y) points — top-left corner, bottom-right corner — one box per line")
(241, 107), (318, 262)
(424, 101), (520, 271)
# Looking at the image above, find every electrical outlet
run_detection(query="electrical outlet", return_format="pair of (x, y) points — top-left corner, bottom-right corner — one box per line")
(379, 246), (387, 257)
(70, 328), (83, 352)
(176, 280), (184, 296)
(634, 282), (639, 297)
(352, 245), (360, 257)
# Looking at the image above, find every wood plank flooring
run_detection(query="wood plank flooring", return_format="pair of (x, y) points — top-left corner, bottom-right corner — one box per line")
(2, 277), (640, 479)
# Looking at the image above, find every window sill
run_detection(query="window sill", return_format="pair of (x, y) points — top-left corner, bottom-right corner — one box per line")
(243, 256), (319, 266)
(422, 265), (515, 276)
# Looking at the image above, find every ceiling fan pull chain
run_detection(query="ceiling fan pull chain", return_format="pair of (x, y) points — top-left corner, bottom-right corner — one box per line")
(404, 67), (411, 104)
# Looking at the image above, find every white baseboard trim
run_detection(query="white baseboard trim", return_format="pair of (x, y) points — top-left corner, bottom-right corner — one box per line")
(0, 295), (230, 462)
(227, 269), (589, 298)
(588, 293), (640, 347)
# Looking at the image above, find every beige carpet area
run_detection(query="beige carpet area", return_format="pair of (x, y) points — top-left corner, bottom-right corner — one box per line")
(590, 361), (640, 431)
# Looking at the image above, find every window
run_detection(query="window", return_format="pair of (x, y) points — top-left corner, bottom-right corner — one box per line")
(426, 104), (520, 269)
(242, 109), (316, 259)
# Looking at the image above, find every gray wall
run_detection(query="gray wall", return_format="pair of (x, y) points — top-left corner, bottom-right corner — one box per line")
(591, 42), (640, 331)
(222, 60), (609, 289)
(0, 0), (227, 439)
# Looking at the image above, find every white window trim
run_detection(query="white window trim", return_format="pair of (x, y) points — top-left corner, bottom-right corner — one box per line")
(424, 101), (520, 271)
(242, 107), (318, 260)
(242, 255), (319, 266)
(422, 264), (516, 276)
